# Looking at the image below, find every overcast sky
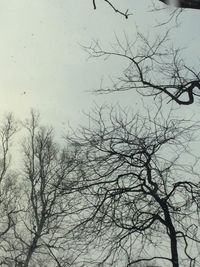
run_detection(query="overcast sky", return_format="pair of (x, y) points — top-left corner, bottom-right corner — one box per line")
(0, 0), (199, 132)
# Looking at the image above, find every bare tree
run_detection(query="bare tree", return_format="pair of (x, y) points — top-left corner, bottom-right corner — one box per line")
(66, 105), (200, 267)
(0, 114), (19, 265)
(2, 111), (79, 267)
(84, 31), (200, 105)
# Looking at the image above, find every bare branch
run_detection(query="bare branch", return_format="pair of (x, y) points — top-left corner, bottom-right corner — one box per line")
(84, 31), (200, 105)
(92, 0), (132, 19)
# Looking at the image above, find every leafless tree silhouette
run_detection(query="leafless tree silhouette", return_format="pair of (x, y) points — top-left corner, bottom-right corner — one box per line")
(0, 114), (19, 266)
(0, 111), (80, 267)
(66, 105), (200, 267)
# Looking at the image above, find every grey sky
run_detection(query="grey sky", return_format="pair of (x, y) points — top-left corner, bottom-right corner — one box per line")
(0, 0), (199, 131)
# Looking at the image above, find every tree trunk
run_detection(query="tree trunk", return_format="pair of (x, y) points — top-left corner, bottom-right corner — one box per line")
(23, 236), (38, 267)
(153, 195), (179, 267)
(169, 227), (179, 267)
(23, 223), (43, 267)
